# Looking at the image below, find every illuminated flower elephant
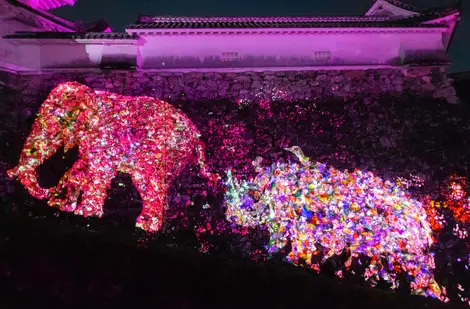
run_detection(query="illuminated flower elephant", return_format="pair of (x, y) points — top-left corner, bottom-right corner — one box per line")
(224, 146), (444, 300)
(8, 82), (219, 232)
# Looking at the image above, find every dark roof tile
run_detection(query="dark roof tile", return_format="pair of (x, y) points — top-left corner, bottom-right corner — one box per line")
(137, 16), (394, 23)
(127, 3), (462, 30)
(126, 20), (446, 29)
(76, 19), (112, 32)
(7, 0), (77, 30)
(383, 0), (420, 12)
(4, 32), (139, 40)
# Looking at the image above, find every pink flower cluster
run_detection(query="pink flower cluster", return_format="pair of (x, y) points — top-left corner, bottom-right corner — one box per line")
(8, 82), (219, 232)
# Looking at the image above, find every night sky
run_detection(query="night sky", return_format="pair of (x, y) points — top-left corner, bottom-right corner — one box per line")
(52, 0), (469, 73)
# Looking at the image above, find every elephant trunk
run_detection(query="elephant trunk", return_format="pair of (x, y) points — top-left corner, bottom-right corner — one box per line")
(223, 170), (260, 227)
(7, 124), (63, 199)
(7, 82), (94, 200)
(224, 170), (244, 224)
(7, 102), (66, 199)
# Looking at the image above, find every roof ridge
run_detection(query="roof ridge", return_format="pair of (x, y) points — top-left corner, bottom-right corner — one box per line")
(138, 15), (391, 18)
(137, 16), (397, 24)
(125, 20), (447, 30)
(383, 0), (463, 14)
(382, 0), (421, 12)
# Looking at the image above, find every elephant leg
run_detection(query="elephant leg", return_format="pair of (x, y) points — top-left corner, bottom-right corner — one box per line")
(74, 168), (117, 218)
(409, 266), (441, 298)
(131, 171), (169, 232)
(48, 159), (88, 213)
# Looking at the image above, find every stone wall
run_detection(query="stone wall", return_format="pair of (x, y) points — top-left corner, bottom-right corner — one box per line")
(6, 67), (459, 104)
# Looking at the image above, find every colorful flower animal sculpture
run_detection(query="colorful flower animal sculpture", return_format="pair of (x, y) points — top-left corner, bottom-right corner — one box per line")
(224, 146), (444, 300)
(8, 82), (219, 232)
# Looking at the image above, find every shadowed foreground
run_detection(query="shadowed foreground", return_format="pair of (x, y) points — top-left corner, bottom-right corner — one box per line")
(0, 214), (464, 309)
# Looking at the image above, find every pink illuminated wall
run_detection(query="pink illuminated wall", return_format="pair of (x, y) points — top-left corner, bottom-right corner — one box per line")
(0, 8), (44, 71)
(0, 0), (77, 72)
(0, 0), (458, 73)
(2, 28), (449, 73)
(132, 29), (447, 70)
(6, 40), (137, 71)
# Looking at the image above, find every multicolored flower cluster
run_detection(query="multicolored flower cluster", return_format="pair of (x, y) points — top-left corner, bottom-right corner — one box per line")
(423, 175), (470, 240)
(7, 82), (219, 232)
(224, 146), (444, 299)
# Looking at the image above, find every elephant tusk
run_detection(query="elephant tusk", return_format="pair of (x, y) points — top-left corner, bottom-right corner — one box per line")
(6, 167), (18, 178)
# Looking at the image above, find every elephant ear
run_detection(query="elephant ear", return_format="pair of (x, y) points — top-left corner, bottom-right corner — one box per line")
(48, 82), (95, 111)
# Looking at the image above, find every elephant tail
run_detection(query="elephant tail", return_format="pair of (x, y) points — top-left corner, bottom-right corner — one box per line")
(195, 140), (220, 184)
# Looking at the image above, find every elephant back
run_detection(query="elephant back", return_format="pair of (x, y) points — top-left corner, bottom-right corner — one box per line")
(153, 98), (204, 143)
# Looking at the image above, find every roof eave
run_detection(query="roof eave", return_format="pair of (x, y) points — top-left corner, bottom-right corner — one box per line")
(3, 32), (140, 43)
(4, 37), (138, 45)
(445, 12), (462, 52)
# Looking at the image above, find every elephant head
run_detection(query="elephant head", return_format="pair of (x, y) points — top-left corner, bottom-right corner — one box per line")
(224, 169), (273, 227)
(7, 82), (96, 199)
(224, 147), (310, 228)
